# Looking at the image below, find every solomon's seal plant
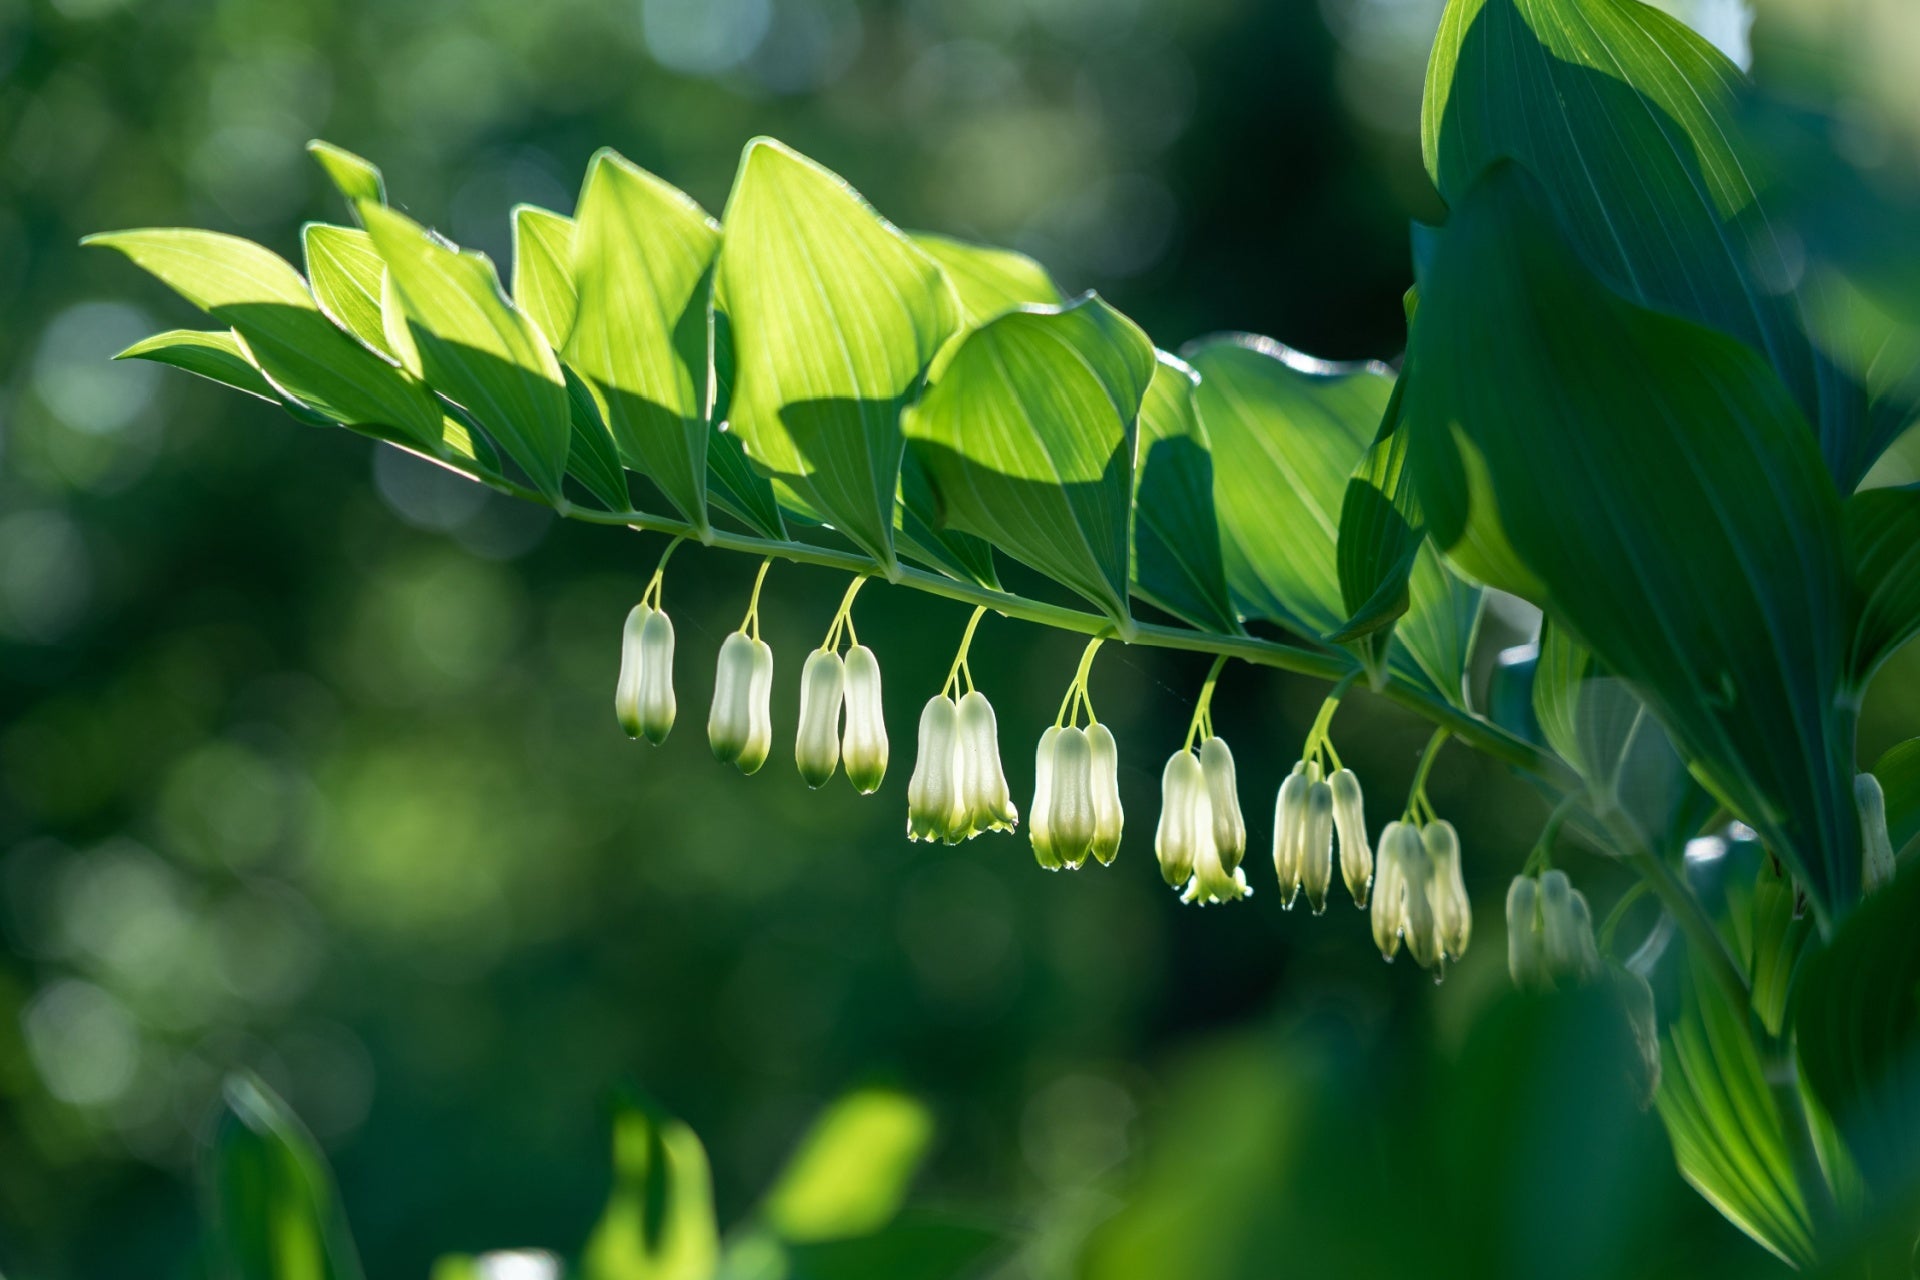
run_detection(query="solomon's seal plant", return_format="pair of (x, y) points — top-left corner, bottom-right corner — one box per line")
(90, 0), (1920, 1265)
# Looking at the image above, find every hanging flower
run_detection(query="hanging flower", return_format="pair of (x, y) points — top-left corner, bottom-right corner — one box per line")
(1509, 869), (1602, 990)
(953, 690), (1018, 839)
(908, 695), (960, 842)
(1154, 749), (1207, 887)
(1330, 768), (1372, 908)
(1423, 819), (1471, 960)
(1199, 736), (1245, 873)
(708, 630), (774, 774)
(1371, 821), (1443, 973)
(1030, 725), (1063, 868)
(1271, 761), (1319, 909)
(1038, 725), (1097, 868)
(841, 644), (888, 795)
(1088, 722), (1124, 867)
(615, 603), (676, 745)
(1300, 777), (1335, 914)
(795, 648), (846, 789)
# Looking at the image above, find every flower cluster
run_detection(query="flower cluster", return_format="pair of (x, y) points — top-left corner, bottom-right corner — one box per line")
(1029, 642), (1126, 871)
(907, 690), (1019, 842)
(1154, 738), (1249, 904)
(1370, 819), (1472, 975)
(1506, 869), (1602, 991)
(615, 587), (676, 745)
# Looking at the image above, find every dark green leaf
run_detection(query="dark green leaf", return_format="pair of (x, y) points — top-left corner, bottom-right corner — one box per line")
(205, 1072), (366, 1280)
(902, 294), (1153, 626)
(1131, 352), (1237, 633)
(563, 366), (634, 513)
(1332, 375), (1421, 642)
(787, 1214), (1007, 1280)
(1845, 484), (1920, 683)
(1533, 619), (1643, 804)
(896, 452), (999, 588)
(1872, 738), (1920, 859)
(1404, 163), (1855, 921)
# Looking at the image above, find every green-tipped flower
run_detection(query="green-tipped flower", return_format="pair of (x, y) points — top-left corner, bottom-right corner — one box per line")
(1537, 869), (1601, 985)
(907, 695), (960, 843)
(1371, 820), (1410, 960)
(1042, 726), (1097, 868)
(1088, 722), (1124, 866)
(795, 648), (846, 788)
(1271, 761), (1319, 909)
(953, 691), (1018, 838)
(1858, 772), (1896, 895)
(1030, 725), (1063, 868)
(1301, 780), (1335, 914)
(1506, 876), (1546, 990)
(616, 603), (676, 744)
(842, 644), (888, 795)
(1199, 737), (1245, 873)
(1424, 820), (1470, 960)
(709, 631), (774, 774)
(1154, 748), (1207, 887)
(1372, 821), (1442, 973)
(1330, 768), (1372, 908)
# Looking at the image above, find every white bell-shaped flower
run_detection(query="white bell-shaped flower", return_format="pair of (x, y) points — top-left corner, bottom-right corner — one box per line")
(616, 603), (676, 744)
(841, 644), (888, 795)
(1395, 824), (1442, 972)
(1198, 737), (1246, 873)
(1424, 819), (1471, 960)
(1537, 870), (1601, 985)
(709, 631), (774, 774)
(1300, 779), (1335, 914)
(1271, 762), (1319, 909)
(1330, 768), (1372, 908)
(1154, 749), (1208, 887)
(1180, 831), (1251, 905)
(907, 695), (960, 842)
(953, 691), (1018, 838)
(1506, 875), (1547, 991)
(1030, 725), (1063, 868)
(1371, 820), (1410, 960)
(1087, 723), (1124, 867)
(1043, 726), (1097, 868)
(1858, 772), (1896, 894)
(795, 648), (846, 789)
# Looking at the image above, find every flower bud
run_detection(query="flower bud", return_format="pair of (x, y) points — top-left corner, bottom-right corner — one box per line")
(1271, 762), (1319, 909)
(1088, 722), (1124, 866)
(907, 695), (960, 842)
(1030, 725), (1062, 868)
(1155, 749), (1207, 887)
(708, 631), (774, 774)
(1301, 780), (1335, 915)
(1424, 820), (1471, 960)
(1197, 737), (1246, 873)
(1045, 726), (1097, 869)
(953, 691), (1018, 838)
(1330, 768), (1372, 908)
(795, 648), (846, 788)
(1858, 772), (1897, 895)
(1395, 825), (1442, 972)
(616, 604), (676, 744)
(841, 644), (888, 795)
(1538, 870), (1600, 985)
(1506, 875), (1546, 991)
(1371, 820), (1409, 960)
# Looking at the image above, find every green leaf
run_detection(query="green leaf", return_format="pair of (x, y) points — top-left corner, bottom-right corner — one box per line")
(1872, 738), (1920, 859)
(116, 328), (282, 405)
(563, 365), (634, 513)
(1404, 162), (1855, 921)
(911, 232), (1060, 325)
(1745, 852), (1811, 1038)
(1422, 0), (1873, 487)
(1795, 860), (1920, 1202)
(205, 1072), (366, 1280)
(84, 228), (445, 448)
(902, 294), (1153, 625)
(895, 453), (1000, 588)
(1845, 484), (1920, 684)
(1331, 376), (1421, 642)
(360, 202), (573, 500)
(1655, 954), (1816, 1267)
(581, 1098), (720, 1280)
(716, 138), (958, 569)
(568, 150), (721, 529)
(302, 224), (393, 358)
(1131, 351), (1237, 633)
(764, 1087), (935, 1243)
(306, 139), (386, 216)
(512, 204), (579, 349)
(1532, 619), (1643, 803)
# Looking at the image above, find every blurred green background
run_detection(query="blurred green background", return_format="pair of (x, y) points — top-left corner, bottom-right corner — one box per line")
(3, 0), (1917, 1276)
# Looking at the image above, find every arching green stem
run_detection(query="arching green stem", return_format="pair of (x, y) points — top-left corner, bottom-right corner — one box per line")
(1183, 654), (1230, 751)
(739, 558), (773, 639)
(642, 534), (687, 608)
(942, 605), (989, 697)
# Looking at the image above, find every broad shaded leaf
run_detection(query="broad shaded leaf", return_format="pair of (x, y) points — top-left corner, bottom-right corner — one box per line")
(1796, 861), (1920, 1202)
(302, 223), (392, 358)
(568, 150), (719, 528)
(764, 1087), (934, 1243)
(1422, 0), (1873, 487)
(563, 366), (634, 513)
(85, 228), (445, 448)
(911, 232), (1060, 325)
(1655, 955), (1815, 1267)
(581, 1098), (719, 1280)
(1332, 375), (1421, 641)
(787, 1214), (1006, 1280)
(307, 139), (385, 214)
(1404, 163), (1855, 920)
(1872, 739), (1920, 859)
(896, 453), (1000, 588)
(361, 202), (573, 499)
(513, 204), (579, 349)
(1533, 619), (1643, 804)
(716, 138), (957, 568)
(116, 328), (281, 405)
(206, 1072), (366, 1280)
(1845, 484), (1920, 683)
(902, 294), (1153, 625)
(1131, 351), (1236, 632)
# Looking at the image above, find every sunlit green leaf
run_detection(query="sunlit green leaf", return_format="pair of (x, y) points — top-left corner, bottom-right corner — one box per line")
(764, 1087), (935, 1243)
(1404, 163), (1855, 920)
(116, 328), (282, 405)
(902, 294), (1153, 625)
(581, 1098), (720, 1280)
(1131, 351), (1236, 633)
(84, 228), (445, 448)
(568, 150), (720, 529)
(513, 204), (579, 350)
(1423, 0), (1875, 487)
(360, 202), (573, 499)
(303, 223), (393, 358)
(206, 1072), (366, 1280)
(1845, 484), (1920, 684)
(716, 138), (958, 568)
(307, 139), (386, 217)
(911, 232), (1060, 326)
